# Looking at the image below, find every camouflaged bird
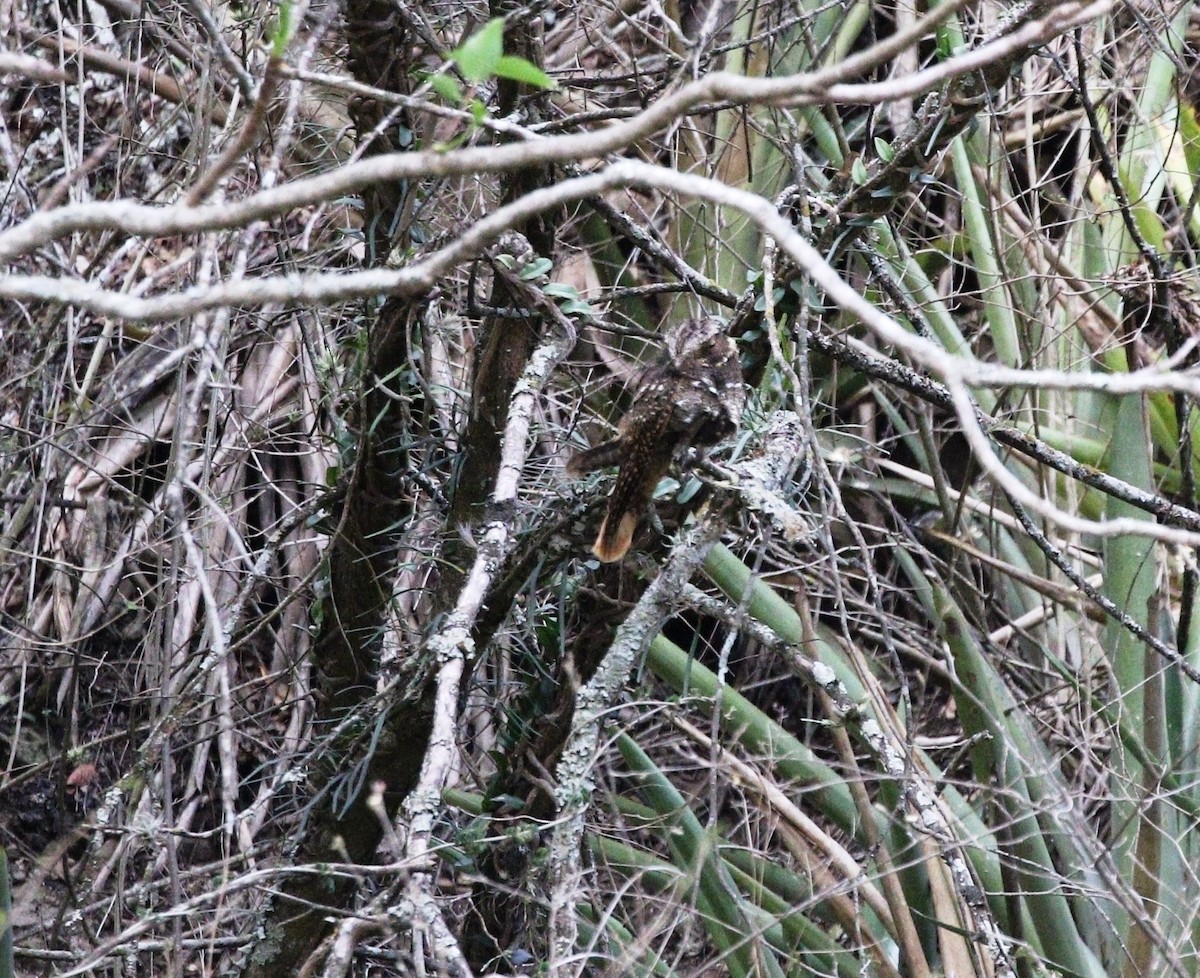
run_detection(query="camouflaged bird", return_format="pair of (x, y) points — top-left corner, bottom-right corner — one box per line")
(567, 316), (745, 562)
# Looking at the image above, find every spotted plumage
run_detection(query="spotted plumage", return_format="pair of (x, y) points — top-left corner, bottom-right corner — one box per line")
(567, 316), (745, 562)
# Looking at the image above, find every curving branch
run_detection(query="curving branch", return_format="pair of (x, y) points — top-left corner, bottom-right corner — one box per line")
(0, 1), (1107, 262)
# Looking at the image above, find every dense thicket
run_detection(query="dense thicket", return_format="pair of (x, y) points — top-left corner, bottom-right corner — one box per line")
(4, 2), (1200, 977)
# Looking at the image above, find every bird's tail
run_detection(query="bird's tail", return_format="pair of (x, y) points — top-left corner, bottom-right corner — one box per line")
(592, 456), (668, 562)
(593, 508), (641, 563)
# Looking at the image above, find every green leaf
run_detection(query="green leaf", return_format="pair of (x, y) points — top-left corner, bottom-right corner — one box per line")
(935, 27), (954, 60)
(851, 157), (868, 185)
(1181, 103), (1200, 180)
(269, 1), (294, 55)
(519, 257), (553, 280)
(542, 283), (579, 299)
(428, 73), (463, 105)
(494, 55), (557, 90)
(453, 17), (505, 82)
(873, 136), (894, 162)
(753, 287), (786, 311)
(676, 476), (703, 504)
(560, 299), (597, 317)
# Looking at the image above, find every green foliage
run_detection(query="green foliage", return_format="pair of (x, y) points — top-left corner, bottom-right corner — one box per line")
(453, 18), (506, 82)
(268, 0), (293, 54)
(11, 1), (1200, 975)
(523, 5), (1200, 976)
(425, 19), (556, 109)
(452, 18), (556, 90)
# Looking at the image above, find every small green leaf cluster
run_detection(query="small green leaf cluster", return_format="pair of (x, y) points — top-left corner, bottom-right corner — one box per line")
(428, 18), (557, 107)
(268, 1), (294, 56)
(542, 282), (598, 318)
(493, 253), (601, 318)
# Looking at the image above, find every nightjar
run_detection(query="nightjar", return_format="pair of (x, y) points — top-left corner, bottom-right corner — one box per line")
(567, 316), (745, 562)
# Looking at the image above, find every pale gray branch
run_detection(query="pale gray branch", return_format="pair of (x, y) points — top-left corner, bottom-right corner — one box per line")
(0, 0), (1107, 261)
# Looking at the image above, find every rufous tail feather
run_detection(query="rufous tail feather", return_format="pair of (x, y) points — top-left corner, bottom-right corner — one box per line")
(590, 457), (664, 561)
(593, 510), (639, 562)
